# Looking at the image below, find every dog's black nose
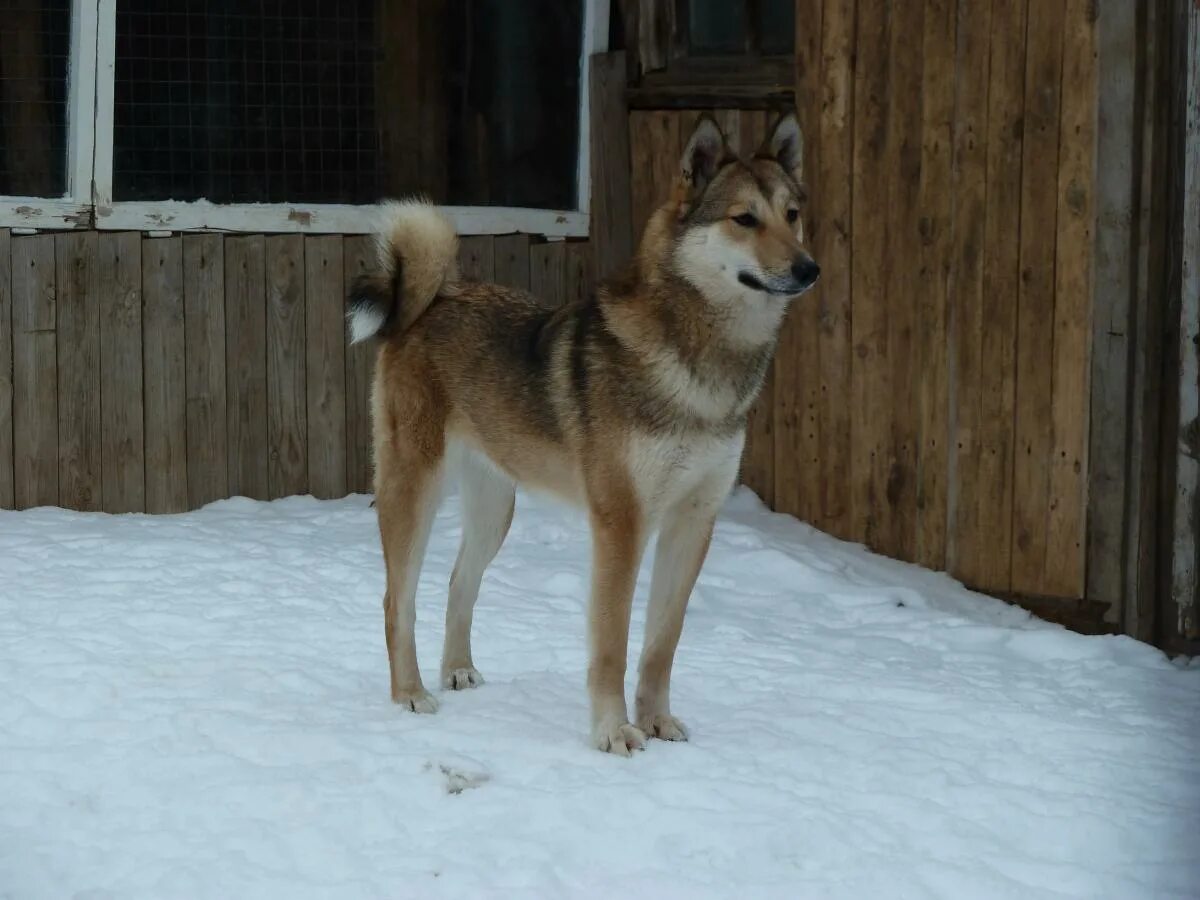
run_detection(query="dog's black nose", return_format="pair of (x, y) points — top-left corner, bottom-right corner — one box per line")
(791, 258), (821, 290)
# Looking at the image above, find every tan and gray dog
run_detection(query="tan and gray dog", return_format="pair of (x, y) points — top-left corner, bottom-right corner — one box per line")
(347, 113), (818, 755)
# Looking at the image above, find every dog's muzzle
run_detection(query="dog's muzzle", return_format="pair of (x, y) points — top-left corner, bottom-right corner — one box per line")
(738, 258), (821, 297)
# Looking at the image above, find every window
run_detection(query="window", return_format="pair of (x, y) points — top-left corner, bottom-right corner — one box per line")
(0, 0), (71, 197)
(0, 0), (96, 228)
(0, 0), (607, 236)
(626, 0), (795, 108)
(112, 1), (380, 205)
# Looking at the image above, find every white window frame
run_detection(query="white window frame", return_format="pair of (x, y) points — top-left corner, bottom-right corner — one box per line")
(0, 0), (608, 237)
(0, 0), (97, 229)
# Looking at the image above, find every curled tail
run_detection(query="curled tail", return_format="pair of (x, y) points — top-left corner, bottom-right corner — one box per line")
(346, 199), (459, 344)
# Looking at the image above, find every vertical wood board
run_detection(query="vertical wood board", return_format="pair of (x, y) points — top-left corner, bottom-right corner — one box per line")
(11, 234), (57, 509)
(98, 232), (145, 513)
(225, 235), (269, 500)
(266, 234), (308, 499)
(344, 234), (375, 495)
(142, 236), (188, 513)
(56, 231), (102, 511)
(0, 230), (12, 509)
(305, 235), (348, 499)
(183, 234), (228, 508)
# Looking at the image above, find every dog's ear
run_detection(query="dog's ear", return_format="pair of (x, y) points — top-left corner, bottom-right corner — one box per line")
(759, 112), (804, 183)
(680, 115), (734, 193)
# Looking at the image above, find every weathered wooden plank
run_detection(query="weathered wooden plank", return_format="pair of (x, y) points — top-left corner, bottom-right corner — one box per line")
(1129, 0), (1171, 642)
(11, 234), (57, 508)
(265, 234), (308, 499)
(56, 232), (102, 511)
(849, 0), (892, 551)
(732, 111), (780, 511)
(1011, 0), (1066, 594)
(628, 110), (680, 243)
(0, 230), (12, 509)
(494, 234), (532, 291)
(638, 0), (672, 73)
(813, 0), (855, 541)
(914, 0), (954, 570)
(457, 236), (495, 283)
(343, 234), (375, 495)
(225, 235), (269, 501)
(1045, 0), (1098, 597)
(305, 235), (348, 499)
(98, 232), (145, 513)
(946, 0), (993, 585)
(1088, 0), (1138, 627)
(881, 0), (925, 561)
(183, 234), (228, 508)
(590, 51), (635, 281)
(1172, 0), (1200, 642)
(530, 241), (567, 308)
(564, 241), (595, 306)
(976, 0), (1028, 592)
(142, 236), (188, 513)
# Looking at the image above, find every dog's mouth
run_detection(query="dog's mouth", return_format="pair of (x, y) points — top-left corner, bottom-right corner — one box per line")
(737, 271), (817, 297)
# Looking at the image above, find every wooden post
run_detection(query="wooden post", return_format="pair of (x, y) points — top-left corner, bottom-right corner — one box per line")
(0, 230), (12, 510)
(1170, 0), (1200, 643)
(1088, 0), (1140, 630)
(589, 52), (634, 281)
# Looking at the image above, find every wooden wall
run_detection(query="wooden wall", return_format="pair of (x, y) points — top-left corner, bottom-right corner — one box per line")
(627, 1), (1099, 602)
(0, 229), (592, 513)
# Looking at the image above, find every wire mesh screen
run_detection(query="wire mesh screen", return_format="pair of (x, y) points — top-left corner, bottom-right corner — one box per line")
(0, 0), (70, 198)
(113, 0), (583, 210)
(113, 0), (379, 205)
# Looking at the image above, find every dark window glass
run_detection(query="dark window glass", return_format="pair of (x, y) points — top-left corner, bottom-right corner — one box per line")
(688, 0), (746, 55)
(113, 0), (583, 209)
(444, 0), (582, 209)
(758, 0), (795, 56)
(0, 0), (70, 197)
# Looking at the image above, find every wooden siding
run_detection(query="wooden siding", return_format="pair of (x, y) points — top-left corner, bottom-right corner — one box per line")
(0, 229), (594, 513)
(627, 2), (1099, 601)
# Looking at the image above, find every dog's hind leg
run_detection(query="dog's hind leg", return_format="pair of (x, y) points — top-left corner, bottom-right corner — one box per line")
(634, 478), (729, 741)
(374, 398), (445, 713)
(441, 452), (515, 690)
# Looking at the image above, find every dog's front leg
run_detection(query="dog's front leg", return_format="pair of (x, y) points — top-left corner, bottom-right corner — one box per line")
(586, 503), (647, 756)
(635, 490), (722, 742)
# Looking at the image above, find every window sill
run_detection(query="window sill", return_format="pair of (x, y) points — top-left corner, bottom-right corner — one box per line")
(627, 84), (794, 110)
(0, 197), (93, 230)
(1, 200), (588, 237)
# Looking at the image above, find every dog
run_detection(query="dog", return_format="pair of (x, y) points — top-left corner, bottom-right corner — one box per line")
(346, 112), (818, 755)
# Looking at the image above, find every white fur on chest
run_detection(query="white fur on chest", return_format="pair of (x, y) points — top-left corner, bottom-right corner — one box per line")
(642, 344), (748, 421)
(626, 429), (745, 519)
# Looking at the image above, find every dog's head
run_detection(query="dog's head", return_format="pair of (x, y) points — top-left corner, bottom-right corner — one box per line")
(667, 113), (819, 310)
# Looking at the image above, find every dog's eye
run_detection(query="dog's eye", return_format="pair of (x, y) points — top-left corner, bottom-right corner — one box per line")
(786, 209), (800, 224)
(732, 213), (758, 228)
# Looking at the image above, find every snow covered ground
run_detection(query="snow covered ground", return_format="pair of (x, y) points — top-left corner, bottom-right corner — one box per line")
(1, 488), (1197, 899)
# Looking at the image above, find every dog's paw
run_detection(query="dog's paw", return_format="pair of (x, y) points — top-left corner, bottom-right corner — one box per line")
(442, 667), (484, 690)
(392, 687), (439, 714)
(592, 721), (646, 757)
(638, 713), (689, 742)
